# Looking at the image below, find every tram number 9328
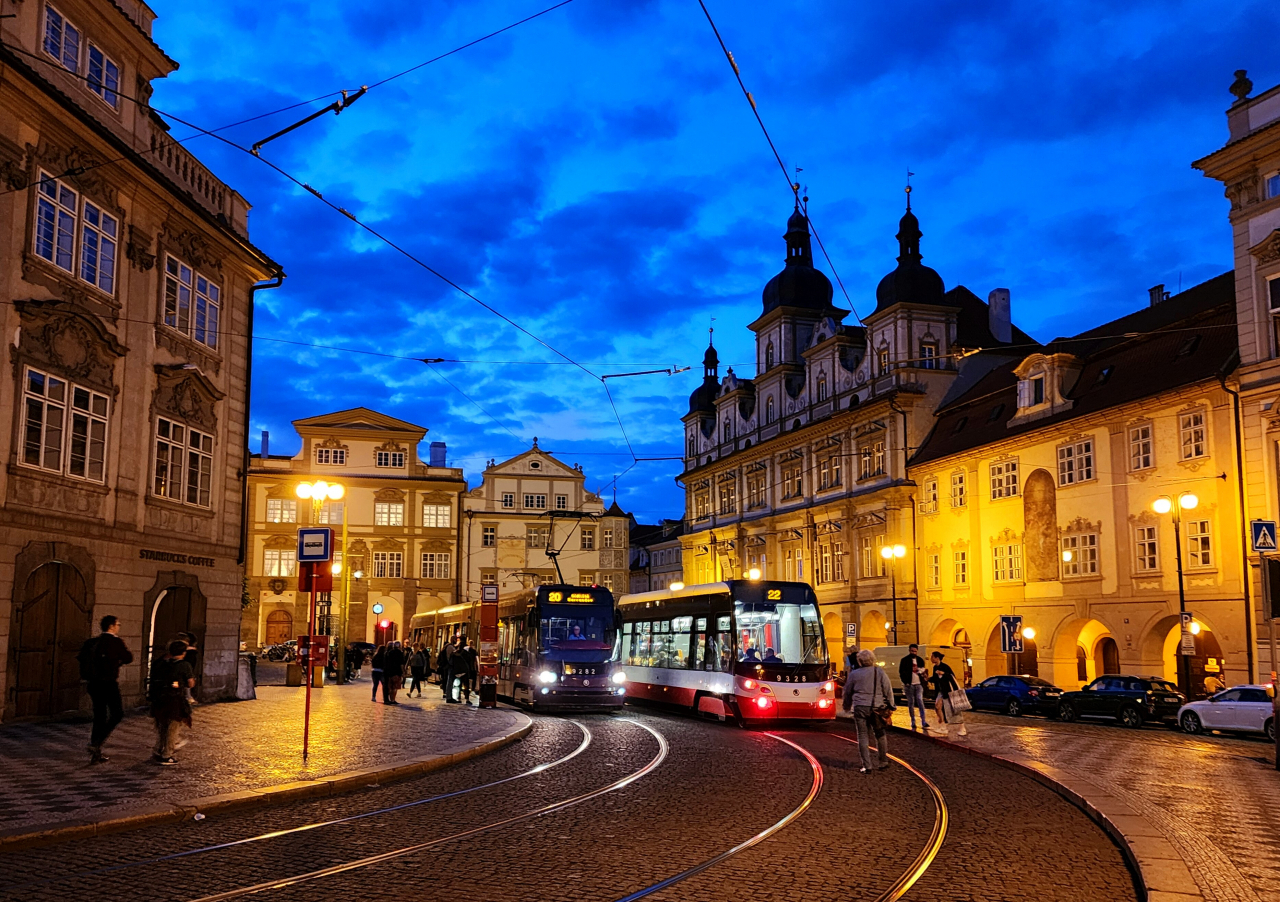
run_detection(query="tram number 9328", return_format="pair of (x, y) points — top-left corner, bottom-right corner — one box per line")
(563, 665), (600, 676)
(771, 674), (811, 683)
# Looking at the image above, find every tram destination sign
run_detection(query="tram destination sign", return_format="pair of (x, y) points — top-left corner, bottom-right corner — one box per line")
(547, 591), (600, 604)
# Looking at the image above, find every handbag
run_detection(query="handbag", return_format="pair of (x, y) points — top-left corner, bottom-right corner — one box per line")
(871, 674), (894, 728)
(948, 687), (972, 713)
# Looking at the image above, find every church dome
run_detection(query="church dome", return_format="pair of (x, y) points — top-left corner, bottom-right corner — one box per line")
(762, 205), (834, 314)
(874, 202), (945, 313)
(688, 338), (720, 414)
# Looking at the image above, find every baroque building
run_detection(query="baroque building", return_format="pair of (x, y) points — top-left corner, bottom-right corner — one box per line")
(1193, 70), (1280, 681)
(0, 1), (279, 717)
(679, 199), (1027, 667)
(243, 409), (465, 648)
(908, 275), (1248, 695)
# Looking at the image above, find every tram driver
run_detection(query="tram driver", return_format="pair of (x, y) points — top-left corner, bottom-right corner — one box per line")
(566, 625), (587, 641)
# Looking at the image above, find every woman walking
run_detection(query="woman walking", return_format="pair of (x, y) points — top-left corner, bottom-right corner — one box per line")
(841, 648), (896, 773)
(929, 650), (968, 738)
(370, 644), (386, 703)
(408, 645), (427, 698)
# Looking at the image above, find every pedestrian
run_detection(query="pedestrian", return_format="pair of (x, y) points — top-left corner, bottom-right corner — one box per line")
(439, 636), (458, 702)
(383, 641), (406, 704)
(842, 648), (895, 773)
(1203, 673), (1225, 696)
(77, 615), (134, 764)
(898, 643), (930, 731)
(461, 638), (479, 704)
(148, 639), (195, 766)
(370, 644), (386, 702)
(408, 644), (427, 697)
(178, 631), (200, 705)
(929, 651), (968, 739)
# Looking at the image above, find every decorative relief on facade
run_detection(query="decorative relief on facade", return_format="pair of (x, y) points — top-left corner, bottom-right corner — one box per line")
(1023, 468), (1058, 581)
(13, 300), (126, 394)
(145, 500), (216, 533)
(374, 439), (406, 453)
(374, 487), (406, 502)
(420, 538), (451, 553)
(152, 367), (223, 432)
(163, 227), (223, 273)
(1225, 174), (1261, 211)
(0, 135), (26, 190)
(28, 139), (117, 206)
(989, 526), (1023, 547)
(372, 537), (404, 552)
(155, 328), (221, 374)
(126, 225), (156, 271)
(422, 490), (452, 503)
(316, 436), (349, 450)
(264, 534), (294, 549)
(1249, 229), (1280, 265)
(7, 471), (106, 518)
(1060, 516), (1101, 535)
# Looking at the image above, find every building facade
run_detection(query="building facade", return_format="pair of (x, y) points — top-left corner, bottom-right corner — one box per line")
(461, 442), (630, 605)
(1193, 70), (1280, 680)
(242, 409), (465, 649)
(629, 519), (684, 593)
(679, 201), (1027, 668)
(0, 1), (279, 718)
(908, 276), (1249, 694)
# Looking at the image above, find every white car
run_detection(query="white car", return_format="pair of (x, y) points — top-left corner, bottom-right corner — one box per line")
(1177, 685), (1275, 740)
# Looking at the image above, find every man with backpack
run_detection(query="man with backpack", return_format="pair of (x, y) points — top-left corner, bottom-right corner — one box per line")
(77, 615), (134, 765)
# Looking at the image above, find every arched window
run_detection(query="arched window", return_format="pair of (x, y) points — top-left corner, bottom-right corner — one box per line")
(723, 419), (732, 442)
(765, 341), (774, 370)
(766, 396), (775, 425)
(687, 435), (696, 457)
(817, 373), (828, 402)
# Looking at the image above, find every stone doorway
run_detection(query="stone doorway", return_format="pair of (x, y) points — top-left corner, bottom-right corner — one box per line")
(265, 610), (293, 645)
(10, 562), (91, 718)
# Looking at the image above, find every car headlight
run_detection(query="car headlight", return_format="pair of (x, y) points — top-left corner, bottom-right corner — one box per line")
(538, 670), (557, 684)
(612, 671), (627, 684)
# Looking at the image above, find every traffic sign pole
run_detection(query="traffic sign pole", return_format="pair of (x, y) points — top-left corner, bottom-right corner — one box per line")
(295, 527), (333, 762)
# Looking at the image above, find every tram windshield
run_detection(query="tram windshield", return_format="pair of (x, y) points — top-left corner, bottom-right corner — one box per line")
(734, 600), (827, 666)
(539, 606), (615, 659)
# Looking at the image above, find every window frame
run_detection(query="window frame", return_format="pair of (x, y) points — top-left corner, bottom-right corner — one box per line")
(920, 478), (939, 513)
(481, 525), (496, 547)
(1135, 525), (1158, 572)
(1186, 519), (1213, 569)
(422, 503), (451, 528)
(502, 492), (515, 509)
(420, 552), (451, 580)
(950, 472), (967, 508)
(1057, 438), (1095, 486)
(86, 42), (121, 109)
(1129, 423), (1154, 471)
(21, 365), (109, 483)
(42, 3), (81, 74)
(376, 450), (406, 468)
(163, 254), (221, 351)
(373, 501), (405, 527)
(33, 171), (119, 295)
(266, 498), (298, 524)
(953, 550), (968, 586)
(1060, 533), (1099, 578)
(372, 551), (403, 579)
(1179, 409), (1207, 461)
(523, 493), (547, 510)
(581, 528), (596, 551)
(992, 543), (1023, 583)
(152, 415), (213, 508)
(263, 548), (297, 578)
(314, 447), (347, 465)
(989, 460), (1019, 499)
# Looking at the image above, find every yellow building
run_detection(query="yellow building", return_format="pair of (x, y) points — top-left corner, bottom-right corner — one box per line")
(243, 409), (466, 648)
(908, 275), (1248, 694)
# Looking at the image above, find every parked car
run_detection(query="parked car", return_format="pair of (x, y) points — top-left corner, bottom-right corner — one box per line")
(1057, 675), (1185, 728)
(966, 675), (1064, 717)
(1178, 685), (1276, 740)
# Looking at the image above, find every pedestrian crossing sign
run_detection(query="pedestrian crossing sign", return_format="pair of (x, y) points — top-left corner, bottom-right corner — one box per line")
(1250, 520), (1277, 553)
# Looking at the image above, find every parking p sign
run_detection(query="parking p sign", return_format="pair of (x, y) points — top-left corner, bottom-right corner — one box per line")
(296, 527), (333, 563)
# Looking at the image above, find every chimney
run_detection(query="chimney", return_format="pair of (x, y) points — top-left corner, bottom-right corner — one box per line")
(261, 430), (269, 457)
(429, 441), (447, 467)
(988, 288), (1012, 343)
(1148, 284), (1170, 307)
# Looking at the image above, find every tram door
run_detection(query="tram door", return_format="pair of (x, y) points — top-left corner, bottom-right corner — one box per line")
(12, 562), (91, 717)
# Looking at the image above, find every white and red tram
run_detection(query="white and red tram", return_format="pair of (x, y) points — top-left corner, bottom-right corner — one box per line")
(617, 580), (836, 724)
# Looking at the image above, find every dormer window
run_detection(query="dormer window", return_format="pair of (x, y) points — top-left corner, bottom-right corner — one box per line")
(765, 341), (774, 370)
(765, 396), (775, 425)
(722, 419), (733, 442)
(1017, 373), (1045, 408)
(877, 348), (890, 375)
(816, 373), (828, 402)
(920, 341), (938, 369)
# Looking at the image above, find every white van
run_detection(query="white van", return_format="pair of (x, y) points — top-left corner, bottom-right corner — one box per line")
(869, 645), (961, 704)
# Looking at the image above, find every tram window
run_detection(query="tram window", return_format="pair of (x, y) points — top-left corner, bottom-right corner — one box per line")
(632, 621), (653, 666)
(655, 616), (692, 668)
(541, 616), (609, 648)
(734, 600), (827, 665)
(693, 617), (709, 670)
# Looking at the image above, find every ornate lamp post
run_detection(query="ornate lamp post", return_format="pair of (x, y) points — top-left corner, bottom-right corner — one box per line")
(881, 543), (906, 645)
(295, 480), (345, 676)
(1153, 492), (1199, 698)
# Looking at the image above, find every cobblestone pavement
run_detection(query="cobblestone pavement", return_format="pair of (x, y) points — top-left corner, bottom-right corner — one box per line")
(889, 707), (1280, 901)
(0, 682), (526, 833)
(0, 710), (1138, 902)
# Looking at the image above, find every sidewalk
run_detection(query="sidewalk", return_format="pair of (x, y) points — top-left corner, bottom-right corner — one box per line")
(0, 682), (531, 847)
(882, 707), (1280, 902)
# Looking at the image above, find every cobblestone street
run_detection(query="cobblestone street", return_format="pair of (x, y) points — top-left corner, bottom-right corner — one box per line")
(0, 682), (527, 836)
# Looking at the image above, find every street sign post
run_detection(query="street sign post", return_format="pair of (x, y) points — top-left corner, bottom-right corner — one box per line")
(1000, 615), (1023, 654)
(845, 622), (857, 646)
(1179, 612), (1196, 656)
(1260, 555), (1280, 773)
(296, 527), (333, 761)
(479, 585), (499, 708)
(1252, 520), (1278, 553)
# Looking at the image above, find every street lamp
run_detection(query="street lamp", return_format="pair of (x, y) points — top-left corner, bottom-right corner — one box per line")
(1153, 492), (1199, 698)
(880, 543), (907, 645)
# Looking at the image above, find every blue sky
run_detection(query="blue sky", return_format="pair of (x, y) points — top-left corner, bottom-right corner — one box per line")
(147, 0), (1279, 521)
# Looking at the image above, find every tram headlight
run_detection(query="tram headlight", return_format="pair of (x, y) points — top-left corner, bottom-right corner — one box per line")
(538, 670), (557, 684)
(612, 671), (627, 684)
(821, 680), (835, 694)
(742, 678), (756, 690)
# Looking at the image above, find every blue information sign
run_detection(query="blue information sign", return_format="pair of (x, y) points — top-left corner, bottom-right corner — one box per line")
(297, 527), (333, 563)
(1000, 615), (1024, 654)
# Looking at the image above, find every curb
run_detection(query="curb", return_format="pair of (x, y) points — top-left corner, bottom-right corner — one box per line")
(883, 722), (1204, 902)
(0, 715), (533, 852)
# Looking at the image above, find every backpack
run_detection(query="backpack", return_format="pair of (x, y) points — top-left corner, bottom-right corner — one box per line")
(77, 636), (100, 681)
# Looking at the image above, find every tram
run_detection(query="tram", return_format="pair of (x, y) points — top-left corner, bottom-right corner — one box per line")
(409, 585), (625, 711)
(617, 579), (836, 724)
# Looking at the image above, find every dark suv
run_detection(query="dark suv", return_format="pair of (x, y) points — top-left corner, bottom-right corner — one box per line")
(1057, 675), (1185, 728)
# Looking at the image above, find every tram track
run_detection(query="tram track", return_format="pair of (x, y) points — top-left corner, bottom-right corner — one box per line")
(185, 718), (669, 901)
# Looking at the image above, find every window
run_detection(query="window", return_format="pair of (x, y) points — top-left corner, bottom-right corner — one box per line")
(877, 348), (890, 375)
(1268, 173), (1280, 199)
(318, 501), (344, 524)
(555, 494), (568, 510)
(950, 472), (967, 507)
(1061, 533), (1099, 577)
(526, 526), (549, 548)
(719, 480), (736, 515)
(1180, 410), (1207, 460)
(602, 574), (615, 592)
(746, 471), (767, 507)
(818, 454), (841, 490)
(1129, 424), (1153, 471)
(1187, 520), (1212, 568)
(502, 492), (515, 509)
(372, 551), (403, 579)
(833, 543), (845, 581)
(861, 442), (885, 479)
(928, 553), (940, 588)
(580, 572), (596, 586)
(954, 551), (968, 585)
(920, 341), (938, 369)
(874, 442), (885, 475)
(816, 374), (828, 402)
(87, 44), (120, 108)
(421, 552), (450, 580)
(920, 478), (938, 513)
(529, 461), (541, 470)
(482, 526), (496, 547)
(266, 499), (297, 523)
(33, 173), (119, 294)
(164, 256), (221, 350)
(1135, 526), (1158, 572)
(264, 549), (296, 577)
(1057, 439), (1094, 486)
(22, 367), (108, 482)
(43, 4), (80, 73)
(374, 502), (404, 526)
(993, 544), (1023, 582)
(422, 503), (451, 528)
(861, 537), (872, 578)
(874, 534), (887, 577)
(581, 529), (596, 550)
(481, 571), (497, 586)
(781, 463), (803, 498)
(524, 493), (547, 509)
(694, 491), (710, 519)
(1270, 278), (1280, 358)
(818, 544), (832, 584)
(765, 341), (774, 370)
(784, 547), (797, 581)
(315, 447), (347, 465)
(154, 417), (212, 507)
(603, 528), (614, 549)
(722, 419), (733, 443)
(990, 460), (1019, 499)
(765, 396), (775, 425)
(376, 450), (405, 468)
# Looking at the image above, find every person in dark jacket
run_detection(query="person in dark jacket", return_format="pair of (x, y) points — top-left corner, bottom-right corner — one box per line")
(898, 644), (930, 731)
(383, 641), (406, 704)
(459, 638), (479, 704)
(929, 651), (967, 738)
(149, 639), (195, 766)
(439, 638), (458, 702)
(407, 645), (427, 697)
(370, 645), (386, 702)
(77, 615), (134, 764)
